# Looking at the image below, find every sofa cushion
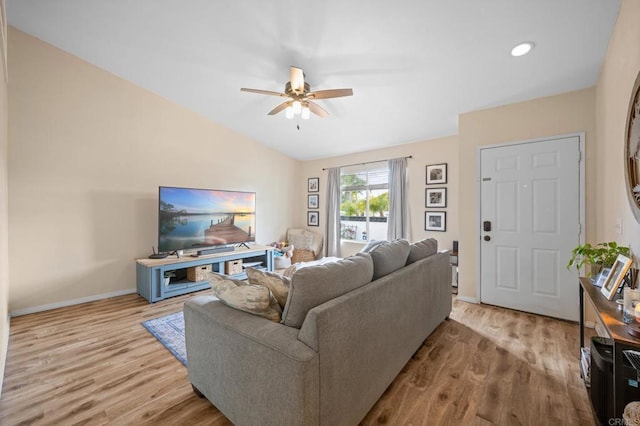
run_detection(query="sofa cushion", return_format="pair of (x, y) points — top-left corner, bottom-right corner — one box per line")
(281, 254), (374, 328)
(359, 239), (386, 253)
(282, 256), (342, 278)
(406, 238), (438, 265)
(245, 267), (291, 309)
(367, 239), (410, 280)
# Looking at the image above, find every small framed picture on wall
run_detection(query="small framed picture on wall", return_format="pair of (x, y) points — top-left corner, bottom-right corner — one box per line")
(307, 211), (319, 227)
(425, 211), (446, 232)
(425, 187), (447, 208)
(426, 163), (447, 185)
(308, 177), (319, 192)
(308, 194), (319, 209)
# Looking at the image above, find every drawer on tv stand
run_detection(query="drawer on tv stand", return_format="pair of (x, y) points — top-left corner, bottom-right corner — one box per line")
(161, 280), (210, 299)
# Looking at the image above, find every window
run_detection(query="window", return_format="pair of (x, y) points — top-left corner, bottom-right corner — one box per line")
(340, 164), (388, 241)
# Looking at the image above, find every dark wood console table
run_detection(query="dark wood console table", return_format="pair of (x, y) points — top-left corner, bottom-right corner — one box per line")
(579, 277), (640, 419)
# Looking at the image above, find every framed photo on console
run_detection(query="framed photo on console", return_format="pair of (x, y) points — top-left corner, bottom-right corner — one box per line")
(308, 194), (319, 209)
(594, 267), (611, 288)
(601, 254), (633, 300)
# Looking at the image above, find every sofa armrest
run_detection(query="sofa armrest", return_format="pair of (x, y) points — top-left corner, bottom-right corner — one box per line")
(184, 296), (319, 425)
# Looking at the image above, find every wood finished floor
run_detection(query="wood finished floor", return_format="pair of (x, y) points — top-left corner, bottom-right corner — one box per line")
(0, 291), (595, 425)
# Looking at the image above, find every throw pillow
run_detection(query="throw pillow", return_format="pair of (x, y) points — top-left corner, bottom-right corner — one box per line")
(245, 267), (291, 309)
(208, 272), (282, 321)
(207, 272), (247, 295)
(217, 282), (282, 322)
(367, 239), (411, 280)
(281, 254), (374, 328)
(406, 238), (438, 265)
(292, 248), (316, 264)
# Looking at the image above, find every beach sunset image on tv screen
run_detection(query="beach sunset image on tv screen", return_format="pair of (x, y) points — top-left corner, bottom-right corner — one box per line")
(158, 187), (256, 252)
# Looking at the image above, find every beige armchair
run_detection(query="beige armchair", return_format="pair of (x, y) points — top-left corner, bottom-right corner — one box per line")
(287, 228), (324, 263)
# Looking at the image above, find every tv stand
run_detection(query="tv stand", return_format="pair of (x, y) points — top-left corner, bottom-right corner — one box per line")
(197, 245), (234, 256)
(136, 245), (274, 302)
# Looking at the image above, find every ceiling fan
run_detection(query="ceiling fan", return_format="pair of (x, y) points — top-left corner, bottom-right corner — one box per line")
(241, 66), (353, 120)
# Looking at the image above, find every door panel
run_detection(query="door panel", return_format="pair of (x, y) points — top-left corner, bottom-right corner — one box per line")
(496, 181), (518, 232)
(480, 136), (580, 321)
(532, 249), (559, 296)
(496, 246), (519, 290)
(532, 179), (558, 234)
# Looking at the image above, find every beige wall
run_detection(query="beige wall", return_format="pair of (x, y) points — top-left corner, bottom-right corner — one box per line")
(458, 88), (597, 300)
(299, 136), (459, 257)
(7, 28), (299, 313)
(595, 0), (640, 255)
(0, 0), (9, 397)
(5, 0), (638, 319)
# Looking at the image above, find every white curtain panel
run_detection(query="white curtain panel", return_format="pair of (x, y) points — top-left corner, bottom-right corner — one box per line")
(325, 167), (341, 257)
(387, 158), (409, 240)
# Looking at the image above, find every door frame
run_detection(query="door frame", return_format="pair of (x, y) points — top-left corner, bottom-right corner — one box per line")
(475, 132), (586, 303)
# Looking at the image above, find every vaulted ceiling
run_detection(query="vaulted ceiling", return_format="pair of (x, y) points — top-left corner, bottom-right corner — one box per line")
(7, 0), (621, 160)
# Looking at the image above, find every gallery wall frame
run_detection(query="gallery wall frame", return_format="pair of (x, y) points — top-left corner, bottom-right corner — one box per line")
(307, 211), (319, 227)
(308, 177), (319, 192)
(308, 194), (319, 209)
(426, 163), (447, 185)
(425, 211), (446, 232)
(425, 187), (447, 208)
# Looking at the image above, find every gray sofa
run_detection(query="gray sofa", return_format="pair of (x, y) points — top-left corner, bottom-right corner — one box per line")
(184, 239), (452, 425)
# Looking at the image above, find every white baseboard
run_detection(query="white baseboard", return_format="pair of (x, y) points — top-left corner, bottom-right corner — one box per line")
(584, 321), (596, 329)
(0, 313), (9, 399)
(455, 295), (479, 304)
(10, 289), (137, 317)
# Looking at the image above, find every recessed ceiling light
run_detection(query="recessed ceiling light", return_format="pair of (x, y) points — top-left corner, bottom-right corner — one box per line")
(511, 42), (535, 57)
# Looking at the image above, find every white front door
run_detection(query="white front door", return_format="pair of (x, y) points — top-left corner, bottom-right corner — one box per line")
(479, 135), (582, 321)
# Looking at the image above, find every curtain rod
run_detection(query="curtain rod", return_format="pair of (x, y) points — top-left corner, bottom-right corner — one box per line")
(322, 155), (412, 171)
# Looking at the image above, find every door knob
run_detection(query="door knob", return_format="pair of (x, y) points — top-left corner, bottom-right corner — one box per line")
(484, 235), (491, 241)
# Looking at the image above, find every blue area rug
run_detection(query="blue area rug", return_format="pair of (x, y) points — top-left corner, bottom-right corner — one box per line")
(142, 311), (187, 366)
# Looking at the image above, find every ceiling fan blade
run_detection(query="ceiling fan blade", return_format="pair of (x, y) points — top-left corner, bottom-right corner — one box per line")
(308, 101), (328, 118)
(290, 67), (305, 94)
(307, 88), (354, 100)
(268, 101), (291, 116)
(241, 88), (288, 97)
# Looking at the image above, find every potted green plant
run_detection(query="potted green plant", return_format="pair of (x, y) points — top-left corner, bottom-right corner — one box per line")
(567, 241), (631, 276)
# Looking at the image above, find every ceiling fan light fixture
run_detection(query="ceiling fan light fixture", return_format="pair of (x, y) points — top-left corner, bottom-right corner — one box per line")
(285, 106), (294, 119)
(511, 41), (535, 57)
(241, 66), (353, 120)
(292, 100), (302, 115)
(301, 105), (310, 120)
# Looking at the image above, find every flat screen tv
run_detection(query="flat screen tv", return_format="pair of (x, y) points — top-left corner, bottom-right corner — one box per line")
(158, 186), (256, 253)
